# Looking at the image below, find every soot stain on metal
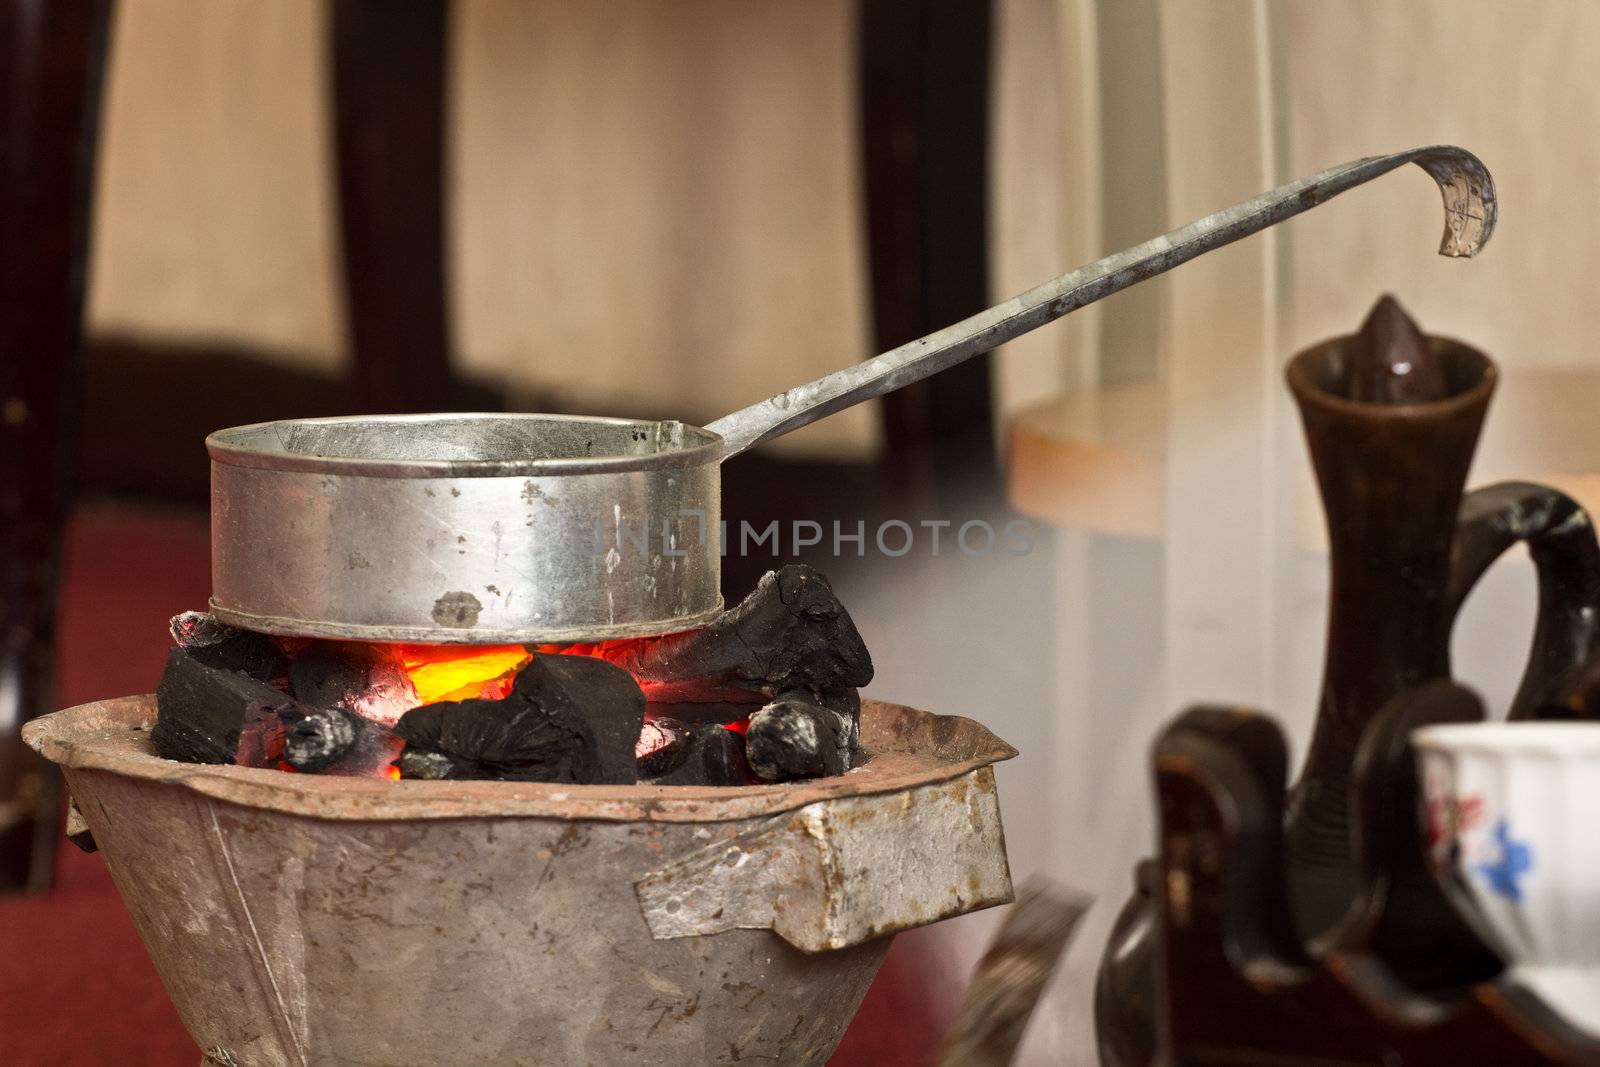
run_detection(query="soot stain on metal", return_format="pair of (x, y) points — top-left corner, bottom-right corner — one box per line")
(431, 591), (483, 628)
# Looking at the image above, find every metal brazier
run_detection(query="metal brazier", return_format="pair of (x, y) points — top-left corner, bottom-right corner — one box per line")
(27, 696), (1016, 1066)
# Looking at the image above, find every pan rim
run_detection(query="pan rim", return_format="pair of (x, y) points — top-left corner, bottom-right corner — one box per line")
(206, 598), (727, 644)
(207, 412), (726, 477)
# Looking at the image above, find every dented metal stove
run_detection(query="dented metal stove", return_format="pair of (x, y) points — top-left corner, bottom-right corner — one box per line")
(26, 696), (1014, 1066)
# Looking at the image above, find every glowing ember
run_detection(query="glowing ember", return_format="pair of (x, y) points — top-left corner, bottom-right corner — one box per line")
(164, 577), (867, 786)
(635, 718), (681, 761)
(393, 643), (531, 704)
(241, 632), (765, 782)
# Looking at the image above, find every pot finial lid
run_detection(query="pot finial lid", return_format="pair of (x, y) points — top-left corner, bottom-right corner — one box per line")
(1349, 294), (1444, 404)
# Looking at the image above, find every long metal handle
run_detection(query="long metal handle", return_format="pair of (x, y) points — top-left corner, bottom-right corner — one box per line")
(707, 144), (1495, 460)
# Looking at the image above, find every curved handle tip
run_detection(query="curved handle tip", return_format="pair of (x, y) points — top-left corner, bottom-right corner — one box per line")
(1412, 145), (1496, 258)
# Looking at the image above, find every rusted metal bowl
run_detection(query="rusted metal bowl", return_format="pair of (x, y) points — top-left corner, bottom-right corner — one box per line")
(25, 697), (1015, 1066)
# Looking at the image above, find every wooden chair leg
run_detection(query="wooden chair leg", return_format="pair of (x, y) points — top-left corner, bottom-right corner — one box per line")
(330, 0), (453, 414)
(859, 0), (996, 507)
(0, 0), (114, 892)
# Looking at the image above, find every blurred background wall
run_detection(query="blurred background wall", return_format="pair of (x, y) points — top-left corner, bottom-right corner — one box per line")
(87, 0), (878, 459)
(79, 0), (1600, 462)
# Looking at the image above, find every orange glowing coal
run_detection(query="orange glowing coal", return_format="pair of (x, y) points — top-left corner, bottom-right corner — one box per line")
(391, 643), (531, 704)
(258, 630), (763, 781)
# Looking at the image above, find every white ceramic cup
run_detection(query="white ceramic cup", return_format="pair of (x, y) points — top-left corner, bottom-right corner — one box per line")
(1413, 722), (1600, 1033)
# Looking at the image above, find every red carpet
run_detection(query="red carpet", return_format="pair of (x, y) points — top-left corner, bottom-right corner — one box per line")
(0, 501), (944, 1065)
(0, 502), (210, 1066)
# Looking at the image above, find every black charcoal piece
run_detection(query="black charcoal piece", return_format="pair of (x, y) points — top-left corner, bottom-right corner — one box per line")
(169, 610), (237, 649)
(168, 611), (288, 682)
(395, 694), (601, 783)
(283, 706), (361, 772)
(636, 717), (697, 778)
(643, 724), (750, 787)
(745, 691), (847, 782)
(395, 748), (456, 780)
(600, 565), (873, 699)
(153, 646), (302, 765)
(514, 654), (645, 784)
(812, 687), (861, 768)
(395, 653), (646, 784)
(288, 710), (400, 778)
(289, 641), (416, 721)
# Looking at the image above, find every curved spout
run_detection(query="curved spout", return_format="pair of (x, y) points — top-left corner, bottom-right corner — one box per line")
(709, 145), (1495, 460)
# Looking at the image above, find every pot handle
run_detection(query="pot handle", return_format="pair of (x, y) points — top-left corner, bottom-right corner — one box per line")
(707, 145), (1494, 459)
(633, 767), (1014, 952)
(1448, 481), (1600, 718)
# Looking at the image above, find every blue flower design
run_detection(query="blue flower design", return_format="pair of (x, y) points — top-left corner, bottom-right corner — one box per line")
(1476, 819), (1534, 903)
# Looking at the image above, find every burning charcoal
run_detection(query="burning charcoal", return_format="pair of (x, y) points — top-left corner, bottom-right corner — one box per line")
(168, 610), (288, 682)
(153, 646), (303, 765)
(636, 717), (697, 778)
(513, 654), (645, 785)
(598, 565), (873, 700)
(643, 723), (751, 787)
(395, 696), (599, 783)
(283, 706), (361, 772)
(396, 654), (645, 784)
(289, 641), (418, 724)
(745, 691), (847, 781)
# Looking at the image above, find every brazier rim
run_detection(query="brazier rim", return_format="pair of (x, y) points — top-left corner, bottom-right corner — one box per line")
(26, 695), (1017, 825)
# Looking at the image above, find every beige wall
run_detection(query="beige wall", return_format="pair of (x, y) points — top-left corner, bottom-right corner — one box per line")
(1277, 0), (1600, 366)
(88, 0), (344, 369)
(87, 0), (876, 458)
(989, 0), (1600, 391)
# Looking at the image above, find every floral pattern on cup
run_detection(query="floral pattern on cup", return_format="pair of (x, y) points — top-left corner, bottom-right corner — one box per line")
(1476, 820), (1534, 904)
(1423, 790), (1485, 876)
(1413, 721), (1600, 1036)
